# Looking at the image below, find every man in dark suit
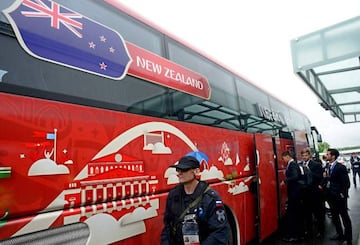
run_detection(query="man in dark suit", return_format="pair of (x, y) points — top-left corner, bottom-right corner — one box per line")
(350, 152), (360, 188)
(300, 148), (325, 238)
(281, 151), (304, 242)
(325, 148), (352, 245)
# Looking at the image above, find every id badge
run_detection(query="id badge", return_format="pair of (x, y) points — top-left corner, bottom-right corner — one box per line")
(182, 214), (200, 245)
(183, 234), (200, 245)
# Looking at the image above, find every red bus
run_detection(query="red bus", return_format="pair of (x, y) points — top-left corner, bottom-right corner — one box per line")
(0, 0), (321, 244)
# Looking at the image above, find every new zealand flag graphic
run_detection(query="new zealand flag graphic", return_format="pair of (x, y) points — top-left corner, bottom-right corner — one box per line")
(3, 0), (132, 80)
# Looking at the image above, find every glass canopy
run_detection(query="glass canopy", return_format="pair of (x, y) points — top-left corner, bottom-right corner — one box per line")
(291, 16), (360, 123)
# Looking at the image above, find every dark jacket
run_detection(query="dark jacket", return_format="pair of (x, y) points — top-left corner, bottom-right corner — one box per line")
(307, 159), (324, 191)
(285, 160), (302, 198)
(327, 161), (350, 198)
(161, 181), (229, 245)
(350, 156), (360, 172)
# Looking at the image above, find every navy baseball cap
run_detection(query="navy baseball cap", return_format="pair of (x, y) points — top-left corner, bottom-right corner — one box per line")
(171, 156), (200, 170)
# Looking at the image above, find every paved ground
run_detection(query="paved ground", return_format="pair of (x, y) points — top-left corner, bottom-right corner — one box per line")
(261, 172), (360, 245)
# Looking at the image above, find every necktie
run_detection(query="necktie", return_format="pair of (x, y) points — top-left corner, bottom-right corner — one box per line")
(330, 164), (335, 175)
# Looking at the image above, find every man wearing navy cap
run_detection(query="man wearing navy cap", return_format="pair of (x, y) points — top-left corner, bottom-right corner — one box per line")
(161, 156), (228, 245)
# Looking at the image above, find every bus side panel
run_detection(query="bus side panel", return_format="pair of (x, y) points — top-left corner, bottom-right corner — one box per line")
(255, 133), (278, 241)
(206, 178), (257, 245)
(0, 194), (168, 245)
(232, 132), (257, 244)
(0, 93), (258, 244)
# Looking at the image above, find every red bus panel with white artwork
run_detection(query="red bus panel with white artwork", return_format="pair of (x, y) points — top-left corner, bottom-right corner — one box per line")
(0, 92), (257, 244)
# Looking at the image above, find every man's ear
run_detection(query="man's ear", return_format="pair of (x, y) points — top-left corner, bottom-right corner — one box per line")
(194, 168), (201, 176)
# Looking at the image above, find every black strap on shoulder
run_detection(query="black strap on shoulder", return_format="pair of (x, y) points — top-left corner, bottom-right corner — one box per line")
(178, 186), (210, 221)
(171, 185), (210, 236)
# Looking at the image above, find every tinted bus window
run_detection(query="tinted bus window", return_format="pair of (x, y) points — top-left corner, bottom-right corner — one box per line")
(167, 40), (240, 111)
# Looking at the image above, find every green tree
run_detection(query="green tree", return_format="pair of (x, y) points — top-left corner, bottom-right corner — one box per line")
(318, 142), (330, 153)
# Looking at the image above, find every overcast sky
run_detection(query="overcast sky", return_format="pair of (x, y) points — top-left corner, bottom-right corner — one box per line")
(118, 0), (360, 148)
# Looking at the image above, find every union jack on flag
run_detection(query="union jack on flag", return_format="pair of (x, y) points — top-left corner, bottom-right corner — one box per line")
(21, 0), (83, 38)
(3, 0), (132, 80)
